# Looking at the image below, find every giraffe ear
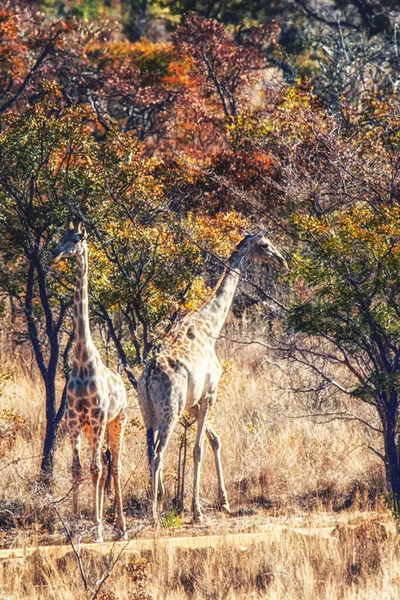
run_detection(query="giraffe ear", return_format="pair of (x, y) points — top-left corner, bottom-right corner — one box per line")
(75, 219), (87, 239)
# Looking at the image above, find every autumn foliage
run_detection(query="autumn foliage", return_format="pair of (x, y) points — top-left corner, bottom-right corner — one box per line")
(0, 4), (263, 476)
(2, 0), (400, 512)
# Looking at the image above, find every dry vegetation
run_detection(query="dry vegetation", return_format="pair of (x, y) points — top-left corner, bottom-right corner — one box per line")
(0, 1), (399, 597)
(0, 513), (397, 599)
(0, 326), (395, 599)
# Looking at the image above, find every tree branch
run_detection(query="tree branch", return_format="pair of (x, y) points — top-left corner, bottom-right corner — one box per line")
(97, 305), (138, 390)
(292, 0), (359, 31)
(25, 262), (47, 380)
(0, 30), (62, 115)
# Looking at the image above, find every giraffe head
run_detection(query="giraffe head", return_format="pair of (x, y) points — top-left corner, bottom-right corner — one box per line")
(52, 218), (87, 262)
(239, 233), (288, 269)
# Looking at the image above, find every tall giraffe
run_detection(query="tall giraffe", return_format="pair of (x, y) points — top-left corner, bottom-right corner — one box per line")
(52, 218), (127, 542)
(138, 233), (287, 522)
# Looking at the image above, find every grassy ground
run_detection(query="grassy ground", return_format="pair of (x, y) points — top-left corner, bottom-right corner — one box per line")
(0, 333), (394, 598)
(0, 513), (397, 599)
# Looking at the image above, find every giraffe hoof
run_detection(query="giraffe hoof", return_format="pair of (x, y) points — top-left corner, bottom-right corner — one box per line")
(93, 526), (104, 543)
(116, 519), (127, 536)
(218, 497), (231, 515)
(193, 512), (204, 523)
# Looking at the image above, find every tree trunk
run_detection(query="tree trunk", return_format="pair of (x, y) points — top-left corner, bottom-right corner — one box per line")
(40, 337), (71, 485)
(381, 398), (400, 509)
(35, 258), (67, 486)
(40, 378), (58, 485)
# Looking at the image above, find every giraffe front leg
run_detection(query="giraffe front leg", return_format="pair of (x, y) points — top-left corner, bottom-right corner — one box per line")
(192, 398), (211, 523)
(107, 411), (127, 538)
(206, 424), (230, 514)
(69, 425), (82, 519)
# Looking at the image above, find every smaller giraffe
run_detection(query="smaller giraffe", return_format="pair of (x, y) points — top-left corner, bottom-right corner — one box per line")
(52, 218), (127, 543)
(138, 233), (287, 522)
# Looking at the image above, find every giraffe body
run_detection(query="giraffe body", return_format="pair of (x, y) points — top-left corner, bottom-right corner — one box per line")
(138, 233), (287, 521)
(53, 219), (127, 542)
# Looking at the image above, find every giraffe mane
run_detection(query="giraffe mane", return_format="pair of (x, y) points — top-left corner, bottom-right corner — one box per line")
(172, 236), (255, 326)
(161, 234), (261, 345)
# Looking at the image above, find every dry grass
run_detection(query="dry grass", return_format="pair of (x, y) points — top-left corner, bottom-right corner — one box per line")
(0, 332), (393, 598)
(0, 516), (398, 599)
(0, 341), (384, 528)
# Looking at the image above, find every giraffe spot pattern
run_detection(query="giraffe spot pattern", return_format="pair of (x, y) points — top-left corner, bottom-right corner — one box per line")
(77, 318), (85, 338)
(55, 238), (128, 536)
(186, 327), (196, 340)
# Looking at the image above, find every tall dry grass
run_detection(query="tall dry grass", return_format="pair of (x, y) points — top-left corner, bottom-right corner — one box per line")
(0, 331), (385, 533)
(0, 515), (397, 599)
(0, 328), (393, 598)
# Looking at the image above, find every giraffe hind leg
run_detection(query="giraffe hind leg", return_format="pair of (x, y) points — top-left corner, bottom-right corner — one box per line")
(145, 376), (183, 523)
(192, 397), (213, 522)
(68, 423), (82, 518)
(206, 423), (230, 513)
(147, 427), (155, 465)
(153, 431), (165, 501)
(151, 421), (178, 522)
(90, 422), (106, 543)
(99, 446), (111, 527)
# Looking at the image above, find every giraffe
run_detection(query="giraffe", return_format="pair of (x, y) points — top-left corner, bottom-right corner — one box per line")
(137, 233), (287, 522)
(52, 218), (127, 543)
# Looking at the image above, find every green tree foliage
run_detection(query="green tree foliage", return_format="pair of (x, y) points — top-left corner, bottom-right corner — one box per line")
(289, 204), (400, 505)
(233, 85), (400, 504)
(0, 94), (89, 478)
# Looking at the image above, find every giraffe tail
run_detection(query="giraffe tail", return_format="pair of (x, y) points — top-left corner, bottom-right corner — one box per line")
(147, 427), (155, 467)
(142, 358), (157, 468)
(104, 447), (113, 496)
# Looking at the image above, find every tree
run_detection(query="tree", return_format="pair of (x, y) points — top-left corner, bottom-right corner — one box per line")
(172, 13), (273, 120)
(0, 83), (247, 478)
(288, 204), (400, 503)
(0, 7), (71, 115)
(0, 5), (179, 147)
(0, 5), (261, 482)
(82, 135), (248, 366)
(245, 85), (400, 506)
(0, 95), (90, 479)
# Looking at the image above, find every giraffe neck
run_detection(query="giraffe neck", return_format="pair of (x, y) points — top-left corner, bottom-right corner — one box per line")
(73, 243), (96, 360)
(196, 249), (242, 340)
